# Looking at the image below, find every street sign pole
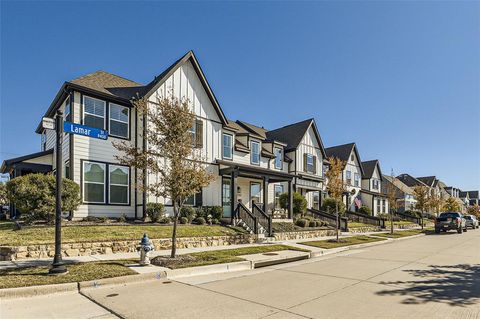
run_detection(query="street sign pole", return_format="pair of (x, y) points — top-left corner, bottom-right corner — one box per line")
(49, 110), (67, 275)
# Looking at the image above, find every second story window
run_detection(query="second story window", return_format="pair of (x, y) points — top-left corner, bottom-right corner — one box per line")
(189, 119), (203, 148)
(274, 147), (282, 169)
(372, 179), (380, 190)
(304, 153), (316, 173)
(354, 173), (360, 187)
(109, 103), (129, 138)
(251, 141), (260, 165)
(223, 133), (233, 159)
(346, 170), (352, 185)
(83, 96), (106, 130)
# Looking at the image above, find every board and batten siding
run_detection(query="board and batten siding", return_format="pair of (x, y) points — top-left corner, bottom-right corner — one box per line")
(145, 59), (223, 214)
(71, 91), (137, 218)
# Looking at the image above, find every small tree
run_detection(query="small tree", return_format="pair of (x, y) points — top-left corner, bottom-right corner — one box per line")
(386, 172), (399, 234)
(413, 185), (429, 229)
(325, 156), (347, 241)
(443, 197), (461, 212)
(279, 192), (307, 217)
(0, 183), (8, 207)
(467, 204), (480, 219)
(6, 173), (80, 223)
(321, 198), (346, 214)
(428, 191), (445, 217)
(114, 95), (214, 258)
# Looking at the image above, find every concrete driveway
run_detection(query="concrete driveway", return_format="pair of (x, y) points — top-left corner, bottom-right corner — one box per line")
(2, 229), (479, 319)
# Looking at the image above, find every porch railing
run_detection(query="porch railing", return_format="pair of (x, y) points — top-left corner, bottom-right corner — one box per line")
(306, 208), (348, 232)
(345, 211), (386, 228)
(252, 202), (272, 236)
(235, 202), (257, 234)
(394, 211), (421, 225)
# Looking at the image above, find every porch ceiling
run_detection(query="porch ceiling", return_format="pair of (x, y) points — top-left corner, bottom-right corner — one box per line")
(217, 160), (294, 182)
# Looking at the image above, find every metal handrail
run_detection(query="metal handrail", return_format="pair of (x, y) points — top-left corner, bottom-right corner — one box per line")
(236, 202), (257, 234)
(306, 208), (348, 232)
(346, 211), (386, 228)
(252, 202), (272, 236)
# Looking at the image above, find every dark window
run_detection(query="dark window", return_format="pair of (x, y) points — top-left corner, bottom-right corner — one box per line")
(223, 133), (233, 159)
(65, 97), (71, 122)
(83, 96), (105, 129)
(274, 185), (284, 209)
(251, 141), (260, 165)
(109, 103), (129, 138)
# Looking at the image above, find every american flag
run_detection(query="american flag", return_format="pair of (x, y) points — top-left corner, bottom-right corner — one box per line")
(354, 198), (362, 208)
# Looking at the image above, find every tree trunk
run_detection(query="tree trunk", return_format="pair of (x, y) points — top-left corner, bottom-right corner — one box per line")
(171, 201), (179, 258)
(335, 201), (339, 242)
(390, 208), (394, 234)
(421, 210), (424, 230)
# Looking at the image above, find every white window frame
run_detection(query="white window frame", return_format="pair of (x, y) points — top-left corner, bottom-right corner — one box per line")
(346, 170), (352, 185)
(306, 154), (315, 173)
(83, 161), (106, 204)
(274, 147), (283, 169)
(222, 133), (233, 160)
(108, 164), (130, 205)
(274, 184), (284, 209)
(250, 141), (260, 165)
(109, 103), (130, 139)
(83, 95), (106, 129)
(354, 173), (360, 187)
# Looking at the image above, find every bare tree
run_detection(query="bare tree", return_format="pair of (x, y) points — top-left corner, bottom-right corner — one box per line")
(413, 185), (429, 230)
(325, 156), (347, 242)
(114, 94), (214, 258)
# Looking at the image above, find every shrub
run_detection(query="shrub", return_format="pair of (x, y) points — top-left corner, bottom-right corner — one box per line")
(321, 198), (346, 214)
(208, 206), (223, 220)
(404, 210), (421, 218)
(159, 216), (171, 224)
(212, 218), (220, 225)
(358, 205), (372, 216)
(315, 220), (325, 227)
(180, 206), (195, 223)
(6, 174), (81, 223)
(308, 220), (316, 227)
(195, 207), (207, 219)
(194, 217), (206, 225)
(179, 217), (189, 224)
(100, 216), (108, 223)
(279, 192), (307, 216)
(295, 218), (308, 227)
(0, 183), (7, 206)
(118, 214), (127, 223)
(146, 203), (165, 223)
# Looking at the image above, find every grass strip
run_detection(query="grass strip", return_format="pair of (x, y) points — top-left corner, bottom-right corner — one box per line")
(0, 260), (136, 289)
(152, 244), (309, 269)
(299, 235), (387, 249)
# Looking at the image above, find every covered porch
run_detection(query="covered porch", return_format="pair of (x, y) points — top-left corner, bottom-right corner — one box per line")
(217, 160), (295, 224)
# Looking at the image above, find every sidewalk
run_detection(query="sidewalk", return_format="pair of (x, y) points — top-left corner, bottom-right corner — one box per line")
(0, 228), (420, 270)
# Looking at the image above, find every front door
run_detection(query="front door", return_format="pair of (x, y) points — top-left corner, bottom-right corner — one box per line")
(222, 178), (232, 217)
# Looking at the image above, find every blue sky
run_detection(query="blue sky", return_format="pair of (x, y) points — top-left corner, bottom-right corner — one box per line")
(1, 1), (479, 189)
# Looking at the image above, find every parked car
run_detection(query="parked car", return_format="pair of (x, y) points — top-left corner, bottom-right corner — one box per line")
(464, 215), (479, 229)
(434, 212), (467, 234)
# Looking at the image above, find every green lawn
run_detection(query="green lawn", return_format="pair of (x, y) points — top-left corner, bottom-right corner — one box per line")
(0, 222), (243, 246)
(299, 235), (387, 249)
(152, 244), (310, 269)
(348, 222), (374, 228)
(0, 260), (136, 289)
(374, 229), (429, 238)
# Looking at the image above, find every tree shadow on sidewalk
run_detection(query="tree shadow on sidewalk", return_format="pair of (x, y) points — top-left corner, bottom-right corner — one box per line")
(376, 264), (480, 307)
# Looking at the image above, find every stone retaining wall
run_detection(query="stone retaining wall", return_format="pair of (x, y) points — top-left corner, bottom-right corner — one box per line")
(348, 226), (382, 233)
(273, 229), (337, 241)
(0, 234), (256, 261)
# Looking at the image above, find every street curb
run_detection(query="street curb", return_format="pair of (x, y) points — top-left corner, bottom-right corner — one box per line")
(166, 261), (252, 279)
(79, 271), (168, 291)
(0, 282), (78, 299)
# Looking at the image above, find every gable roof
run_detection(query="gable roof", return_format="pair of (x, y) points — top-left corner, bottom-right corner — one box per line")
(417, 176), (437, 187)
(1, 149), (54, 173)
(361, 160), (382, 180)
(396, 174), (427, 188)
(266, 119), (326, 157)
(236, 120), (268, 139)
(325, 142), (364, 175)
(382, 175), (415, 196)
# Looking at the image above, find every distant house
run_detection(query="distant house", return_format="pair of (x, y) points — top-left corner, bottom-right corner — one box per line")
(467, 191), (479, 206)
(360, 160), (389, 216)
(382, 175), (417, 213)
(325, 143), (364, 212)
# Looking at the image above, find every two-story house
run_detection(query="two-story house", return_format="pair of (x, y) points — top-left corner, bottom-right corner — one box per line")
(2, 50), (331, 225)
(467, 191), (479, 206)
(382, 175), (417, 213)
(360, 160), (389, 216)
(325, 143), (364, 211)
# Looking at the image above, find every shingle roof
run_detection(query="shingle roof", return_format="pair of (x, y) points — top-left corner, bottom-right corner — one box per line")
(361, 160), (380, 179)
(325, 143), (355, 162)
(416, 176), (437, 187)
(396, 174), (427, 188)
(266, 119), (313, 151)
(236, 120), (268, 139)
(69, 71), (144, 100)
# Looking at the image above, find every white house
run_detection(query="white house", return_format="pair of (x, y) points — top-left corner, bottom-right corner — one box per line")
(360, 160), (389, 216)
(1, 51), (328, 227)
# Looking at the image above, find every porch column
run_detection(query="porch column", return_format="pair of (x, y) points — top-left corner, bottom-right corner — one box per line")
(230, 169), (238, 225)
(263, 177), (269, 213)
(288, 180), (293, 219)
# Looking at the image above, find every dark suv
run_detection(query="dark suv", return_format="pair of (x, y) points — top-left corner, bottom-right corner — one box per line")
(435, 212), (467, 234)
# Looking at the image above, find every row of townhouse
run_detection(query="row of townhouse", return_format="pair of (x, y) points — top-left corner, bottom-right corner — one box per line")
(1, 51), (478, 221)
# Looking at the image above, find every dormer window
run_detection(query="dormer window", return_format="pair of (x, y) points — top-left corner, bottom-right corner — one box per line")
(274, 147), (282, 169)
(250, 141), (260, 165)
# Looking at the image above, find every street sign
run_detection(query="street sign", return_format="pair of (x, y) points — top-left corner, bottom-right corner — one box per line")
(63, 122), (108, 140)
(42, 117), (55, 130)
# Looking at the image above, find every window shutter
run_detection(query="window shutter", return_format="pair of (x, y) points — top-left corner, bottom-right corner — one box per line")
(195, 119), (203, 148)
(313, 156), (317, 174)
(303, 154), (307, 172)
(195, 189), (203, 207)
